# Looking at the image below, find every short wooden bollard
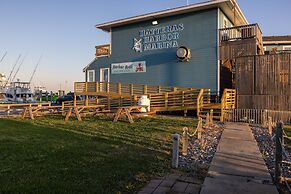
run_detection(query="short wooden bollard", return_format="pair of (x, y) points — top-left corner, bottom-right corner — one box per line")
(210, 109), (213, 125)
(198, 117), (203, 140)
(275, 121), (283, 183)
(182, 127), (189, 156)
(205, 113), (210, 128)
(172, 133), (180, 168)
(268, 116), (272, 135)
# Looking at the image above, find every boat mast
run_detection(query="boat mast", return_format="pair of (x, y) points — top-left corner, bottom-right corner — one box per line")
(0, 51), (7, 65)
(7, 54), (21, 83)
(29, 54), (42, 84)
(12, 53), (28, 82)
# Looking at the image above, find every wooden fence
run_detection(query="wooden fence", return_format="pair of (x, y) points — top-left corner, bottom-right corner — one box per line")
(0, 102), (52, 116)
(236, 53), (291, 111)
(223, 109), (291, 125)
(74, 82), (194, 97)
(66, 88), (210, 112)
(219, 23), (264, 60)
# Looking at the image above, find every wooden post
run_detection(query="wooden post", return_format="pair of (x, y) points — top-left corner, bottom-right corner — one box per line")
(85, 95), (89, 106)
(74, 95), (77, 107)
(268, 116), (272, 135)
(118, 82), (122, 95)
(210, 109), (213, 125)
(172, 133), (180, 168)
(107, 82), (110, 93)
(182, 127), (189, 156)
(96, 82), (99, 93)
(158, 85), (161, 93)
(197, 117), (203, 140)
(173, 87), (178, 92)
(165, 93), (168, 108)
(7, 105), (10, 116)
(132, 95), (137, 106)
(205, 113), (210, 128)
(275, 121), (283, 183)
(263, 109), (268, 128)
(130, 84), (134, 95)
(143, 85), (147, 94)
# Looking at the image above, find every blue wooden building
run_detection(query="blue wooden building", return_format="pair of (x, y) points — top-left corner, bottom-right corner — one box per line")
(83, 0), (250, 95)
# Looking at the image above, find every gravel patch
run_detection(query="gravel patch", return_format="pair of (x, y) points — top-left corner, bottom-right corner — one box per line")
(178, 122), (224, 175)
(251, 126), (291, 179)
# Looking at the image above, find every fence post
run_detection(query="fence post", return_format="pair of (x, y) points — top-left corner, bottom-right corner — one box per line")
(198, 117), (203, 140)
(268, 116), (272, 135)
(172, 133), (180, 168)
(275, 121), (283, 183)
(210, 109), (213, 125)
(263, 109), (268, 128)
(205, 113), (210, 128)
(182, 127), (189, 156)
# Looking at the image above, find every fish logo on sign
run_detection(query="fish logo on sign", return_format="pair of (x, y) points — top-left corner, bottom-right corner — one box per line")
(133, 38), (142, 52)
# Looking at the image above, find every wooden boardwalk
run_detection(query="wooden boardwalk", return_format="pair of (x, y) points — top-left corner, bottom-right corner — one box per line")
(200, 123), (278, 194)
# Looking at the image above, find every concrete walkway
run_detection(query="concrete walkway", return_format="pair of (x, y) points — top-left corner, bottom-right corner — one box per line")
(200, 123), (278, 194)
(138, 172), (203, 194)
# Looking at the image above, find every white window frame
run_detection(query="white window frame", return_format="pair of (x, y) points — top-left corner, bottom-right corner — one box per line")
(87, 70), (95, 82)
(283, 46), (291, 51)
(100, 68), (110, 82)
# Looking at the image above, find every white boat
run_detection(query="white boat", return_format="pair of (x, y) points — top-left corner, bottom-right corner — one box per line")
(5, 81), (34, 103)
(34, 86), (48, 96)
(0, 73), (8, 100)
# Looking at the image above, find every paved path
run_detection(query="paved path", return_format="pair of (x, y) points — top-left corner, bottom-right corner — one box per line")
(138, 172), (203, 194)
(200, 123), (278, 194)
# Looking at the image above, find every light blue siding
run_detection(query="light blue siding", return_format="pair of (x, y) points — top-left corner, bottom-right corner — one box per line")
(87, 8), (219, 92)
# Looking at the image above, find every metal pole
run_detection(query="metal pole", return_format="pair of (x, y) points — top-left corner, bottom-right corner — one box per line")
(172, 133), (180, 168)
(275, 121), (283, 183)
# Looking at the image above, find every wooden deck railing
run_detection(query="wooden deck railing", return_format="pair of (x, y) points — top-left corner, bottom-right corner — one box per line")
(220, 89), (236, 121)
(95, 44), (111, 57)
(219, 24), (264, 60)
(68, 88), (209, 112)
(74, 82), (193, 96)
(219, 24), (262, 43)
(223, 109), (291, 125)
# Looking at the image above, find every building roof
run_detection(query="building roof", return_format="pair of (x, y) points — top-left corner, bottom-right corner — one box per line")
(263, 36), (291, 44)
(96, 0), (248, 32)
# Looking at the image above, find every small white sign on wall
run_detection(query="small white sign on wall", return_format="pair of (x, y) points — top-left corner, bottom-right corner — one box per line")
(111, 61), (146, 74)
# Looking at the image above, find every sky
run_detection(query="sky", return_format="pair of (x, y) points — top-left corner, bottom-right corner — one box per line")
(0, 0), (290, 92)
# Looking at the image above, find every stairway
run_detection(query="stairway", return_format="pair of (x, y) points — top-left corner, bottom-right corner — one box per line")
(198, 89), (236, 121)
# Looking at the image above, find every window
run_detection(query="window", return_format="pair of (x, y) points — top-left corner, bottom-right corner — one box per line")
(283, 46), (291, 51)
(100, 68), (110, 82)
(87, 70), (95, 82)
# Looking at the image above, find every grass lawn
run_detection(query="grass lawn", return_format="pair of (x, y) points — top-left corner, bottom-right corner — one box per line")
(0, 115), (197, 194)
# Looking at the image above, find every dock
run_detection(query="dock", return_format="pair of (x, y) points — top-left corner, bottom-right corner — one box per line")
(200, 123), (278, 194)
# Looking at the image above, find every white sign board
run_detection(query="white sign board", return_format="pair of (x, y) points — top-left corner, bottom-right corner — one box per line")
(111, 61), (146, 74)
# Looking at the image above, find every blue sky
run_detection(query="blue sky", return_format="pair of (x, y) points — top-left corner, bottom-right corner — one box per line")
(0, 0), (290, 92)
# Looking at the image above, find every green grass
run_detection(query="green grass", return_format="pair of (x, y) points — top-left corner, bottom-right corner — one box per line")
(0, 115), (197, 194)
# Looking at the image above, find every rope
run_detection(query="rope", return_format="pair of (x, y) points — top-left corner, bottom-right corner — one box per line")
(187, 128), (198, 137)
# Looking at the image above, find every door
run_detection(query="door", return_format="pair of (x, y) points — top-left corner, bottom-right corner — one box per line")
(100, 68), (110, 92)
(87, 70), (95, 82)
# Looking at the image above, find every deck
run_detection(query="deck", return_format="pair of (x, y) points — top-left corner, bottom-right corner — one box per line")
(219, 24), (264, 61)
(73, 82), (236, 119)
